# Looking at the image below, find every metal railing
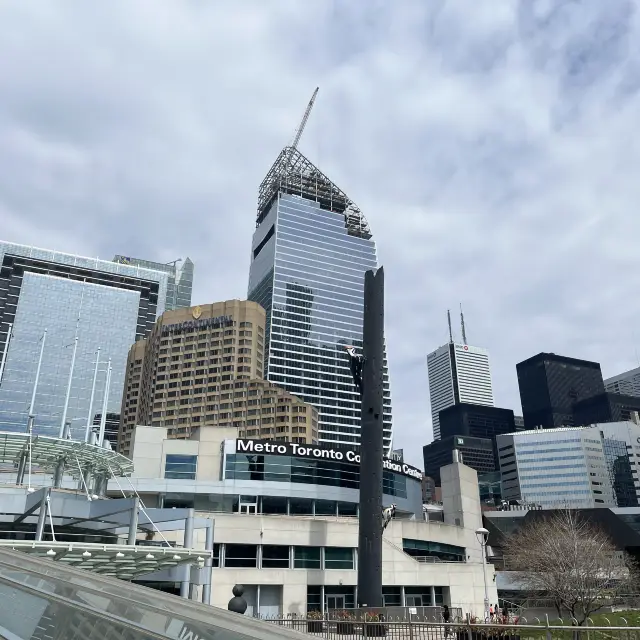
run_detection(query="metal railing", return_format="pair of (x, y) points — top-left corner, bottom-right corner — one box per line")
(259, 615), (640, 639)
(325, 607), (463, 623)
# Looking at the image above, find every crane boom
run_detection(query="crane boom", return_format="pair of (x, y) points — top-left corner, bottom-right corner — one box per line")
(291, 87), (319, 150)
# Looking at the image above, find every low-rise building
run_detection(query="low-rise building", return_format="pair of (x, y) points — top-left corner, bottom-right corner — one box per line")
(116, 425), (498, 616)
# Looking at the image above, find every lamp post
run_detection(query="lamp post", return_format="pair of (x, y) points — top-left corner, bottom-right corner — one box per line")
(475, 527), (490, 621)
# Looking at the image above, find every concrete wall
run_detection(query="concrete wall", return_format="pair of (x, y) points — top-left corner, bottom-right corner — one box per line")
(187, 513), (497, 616)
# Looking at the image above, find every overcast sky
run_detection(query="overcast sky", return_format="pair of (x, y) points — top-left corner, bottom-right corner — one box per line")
(2, 1), (640, 467)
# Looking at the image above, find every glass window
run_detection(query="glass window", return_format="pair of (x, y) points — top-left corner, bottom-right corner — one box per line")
(324, 547), (353, 570)
(164, 455), (197, 480)
(315, 500), (336, 516)
(294, 546), (321, 569)
(290, 498), (313, 515)
(338, 502), (358, 517)
(262, 545), (290, 568)
(262, 496), (287, 515)
(224, 544), (257, 568)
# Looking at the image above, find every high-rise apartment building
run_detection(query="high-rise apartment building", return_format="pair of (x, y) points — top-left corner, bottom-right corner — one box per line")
(605, 365), (640, 398)
(516, 352), (605, 429)
(118, 300), (318, 456)
(247, 147), (392, 449)
(0, 241), (168, 439)
(497, 422), (640, 509)
(427, 343), (494, 440)
(113, 255), (194, 311)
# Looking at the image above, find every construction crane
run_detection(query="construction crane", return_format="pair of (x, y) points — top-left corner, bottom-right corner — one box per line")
(291, 87), (319, 150)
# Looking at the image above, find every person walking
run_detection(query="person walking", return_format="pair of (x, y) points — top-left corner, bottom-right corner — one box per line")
(442, 604), (451, 637)
(489, 605), (494, 621)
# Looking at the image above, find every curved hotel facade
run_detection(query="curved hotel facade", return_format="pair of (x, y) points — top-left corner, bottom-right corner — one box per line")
(247, 148), (392, 449)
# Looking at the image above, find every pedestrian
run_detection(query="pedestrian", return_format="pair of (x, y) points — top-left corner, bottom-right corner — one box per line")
(442, 605), (450, 637)
(489, 605), (494, 620)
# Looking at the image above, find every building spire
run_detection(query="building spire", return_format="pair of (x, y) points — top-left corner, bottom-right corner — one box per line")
(447, 309), (453, 344)
(460, 303), (467, 345)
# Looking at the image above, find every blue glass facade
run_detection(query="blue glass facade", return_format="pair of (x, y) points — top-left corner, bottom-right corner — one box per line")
(0, 242), (168, 440)
(248, 149), (392, 448)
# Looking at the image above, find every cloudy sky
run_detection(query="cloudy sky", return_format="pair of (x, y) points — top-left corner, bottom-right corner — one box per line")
(2, 0), (640, 467)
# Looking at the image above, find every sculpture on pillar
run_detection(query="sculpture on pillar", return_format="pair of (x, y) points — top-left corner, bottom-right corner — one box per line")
(345, 345), (365, 395)
(355, 267), (385, 608)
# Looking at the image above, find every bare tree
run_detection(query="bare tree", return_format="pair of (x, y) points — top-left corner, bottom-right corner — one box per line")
(503, 510), (635, 625)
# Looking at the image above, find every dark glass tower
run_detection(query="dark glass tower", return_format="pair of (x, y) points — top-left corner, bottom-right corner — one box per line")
(516, 352), (605, 429)
(248, 147), (392, 449)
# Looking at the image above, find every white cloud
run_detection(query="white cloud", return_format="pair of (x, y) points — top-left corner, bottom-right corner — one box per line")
(1, 0), (640, 467)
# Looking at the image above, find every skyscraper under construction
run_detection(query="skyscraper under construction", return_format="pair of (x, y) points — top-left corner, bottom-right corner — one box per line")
(247, 145), (393, 449)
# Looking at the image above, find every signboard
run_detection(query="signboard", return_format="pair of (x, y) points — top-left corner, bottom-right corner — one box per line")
(235, 439), (423, 481)
(161, 314), (233, 336)
(456, 437), (464, 446)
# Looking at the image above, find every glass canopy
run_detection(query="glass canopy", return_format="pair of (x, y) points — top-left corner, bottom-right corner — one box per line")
(0, 547), (308, 640)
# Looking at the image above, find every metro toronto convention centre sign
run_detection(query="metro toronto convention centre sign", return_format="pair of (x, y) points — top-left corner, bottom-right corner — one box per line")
(235, 439), (422, 481)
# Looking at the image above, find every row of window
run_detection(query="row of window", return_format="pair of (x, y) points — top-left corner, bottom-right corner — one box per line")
(225, 453), (408, 498)
(213, 544), (354, 570)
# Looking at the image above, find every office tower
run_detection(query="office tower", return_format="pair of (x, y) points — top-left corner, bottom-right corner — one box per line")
(497, 422), (640, 509)
(573, 392), (640, 426)
(423, 435), (495, 486)
(0, 241), (168, 440)
(427, 324), (494, 440)
(438, 404), (515, 441)
(516, 353), (605, 429)
(605, 365), (640, 397)
(113, 255), (194, 311)
(118, 300), (318, 455)
(247, 147), (392, 449)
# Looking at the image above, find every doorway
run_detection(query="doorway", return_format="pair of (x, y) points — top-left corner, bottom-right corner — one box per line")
(238, 496), (258, 514)
(326, 595), (346, 611)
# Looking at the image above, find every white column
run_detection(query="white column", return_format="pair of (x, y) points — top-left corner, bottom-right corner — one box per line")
(0, 322), (13, 386)
(401, 586), (406, 607)
(85, 347), (101, 442)
(60, 336), (79, 437)
(430, 586), (436, 606)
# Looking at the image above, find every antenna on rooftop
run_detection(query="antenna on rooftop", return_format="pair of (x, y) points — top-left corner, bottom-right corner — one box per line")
(460, 303), (467, 345)
(447, 310), (453, 344)
(291, 87), (319, 151)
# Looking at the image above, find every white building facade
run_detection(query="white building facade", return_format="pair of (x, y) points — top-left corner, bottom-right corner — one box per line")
(427, 343), (494, 440)
(117, 425), (497, 616)
(497, 423), (640, 509)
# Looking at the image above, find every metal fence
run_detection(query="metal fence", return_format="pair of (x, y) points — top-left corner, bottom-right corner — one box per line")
(325, 608), (463, 623)
(260, 617), (640, 640)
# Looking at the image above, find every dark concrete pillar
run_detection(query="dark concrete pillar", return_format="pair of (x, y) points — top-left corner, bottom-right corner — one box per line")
(357, 267), (385, 608)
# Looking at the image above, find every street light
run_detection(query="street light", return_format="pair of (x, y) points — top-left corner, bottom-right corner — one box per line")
(475, 526), (490, 622)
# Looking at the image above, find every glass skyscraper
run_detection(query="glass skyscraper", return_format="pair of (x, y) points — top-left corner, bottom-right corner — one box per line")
(0, 241), (168, 441)
(248, 147), (392, 449)
(113, 255), (194, 310)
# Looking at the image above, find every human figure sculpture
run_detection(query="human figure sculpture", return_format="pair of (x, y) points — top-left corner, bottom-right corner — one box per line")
(345, 345), (365, 395)
(382, 504), (396, 532)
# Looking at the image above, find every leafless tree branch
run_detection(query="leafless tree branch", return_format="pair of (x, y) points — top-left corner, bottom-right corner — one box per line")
(503, 510), (634, 625)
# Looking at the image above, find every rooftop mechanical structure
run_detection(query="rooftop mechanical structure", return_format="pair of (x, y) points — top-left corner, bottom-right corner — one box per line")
(257, 146), (372, 240)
